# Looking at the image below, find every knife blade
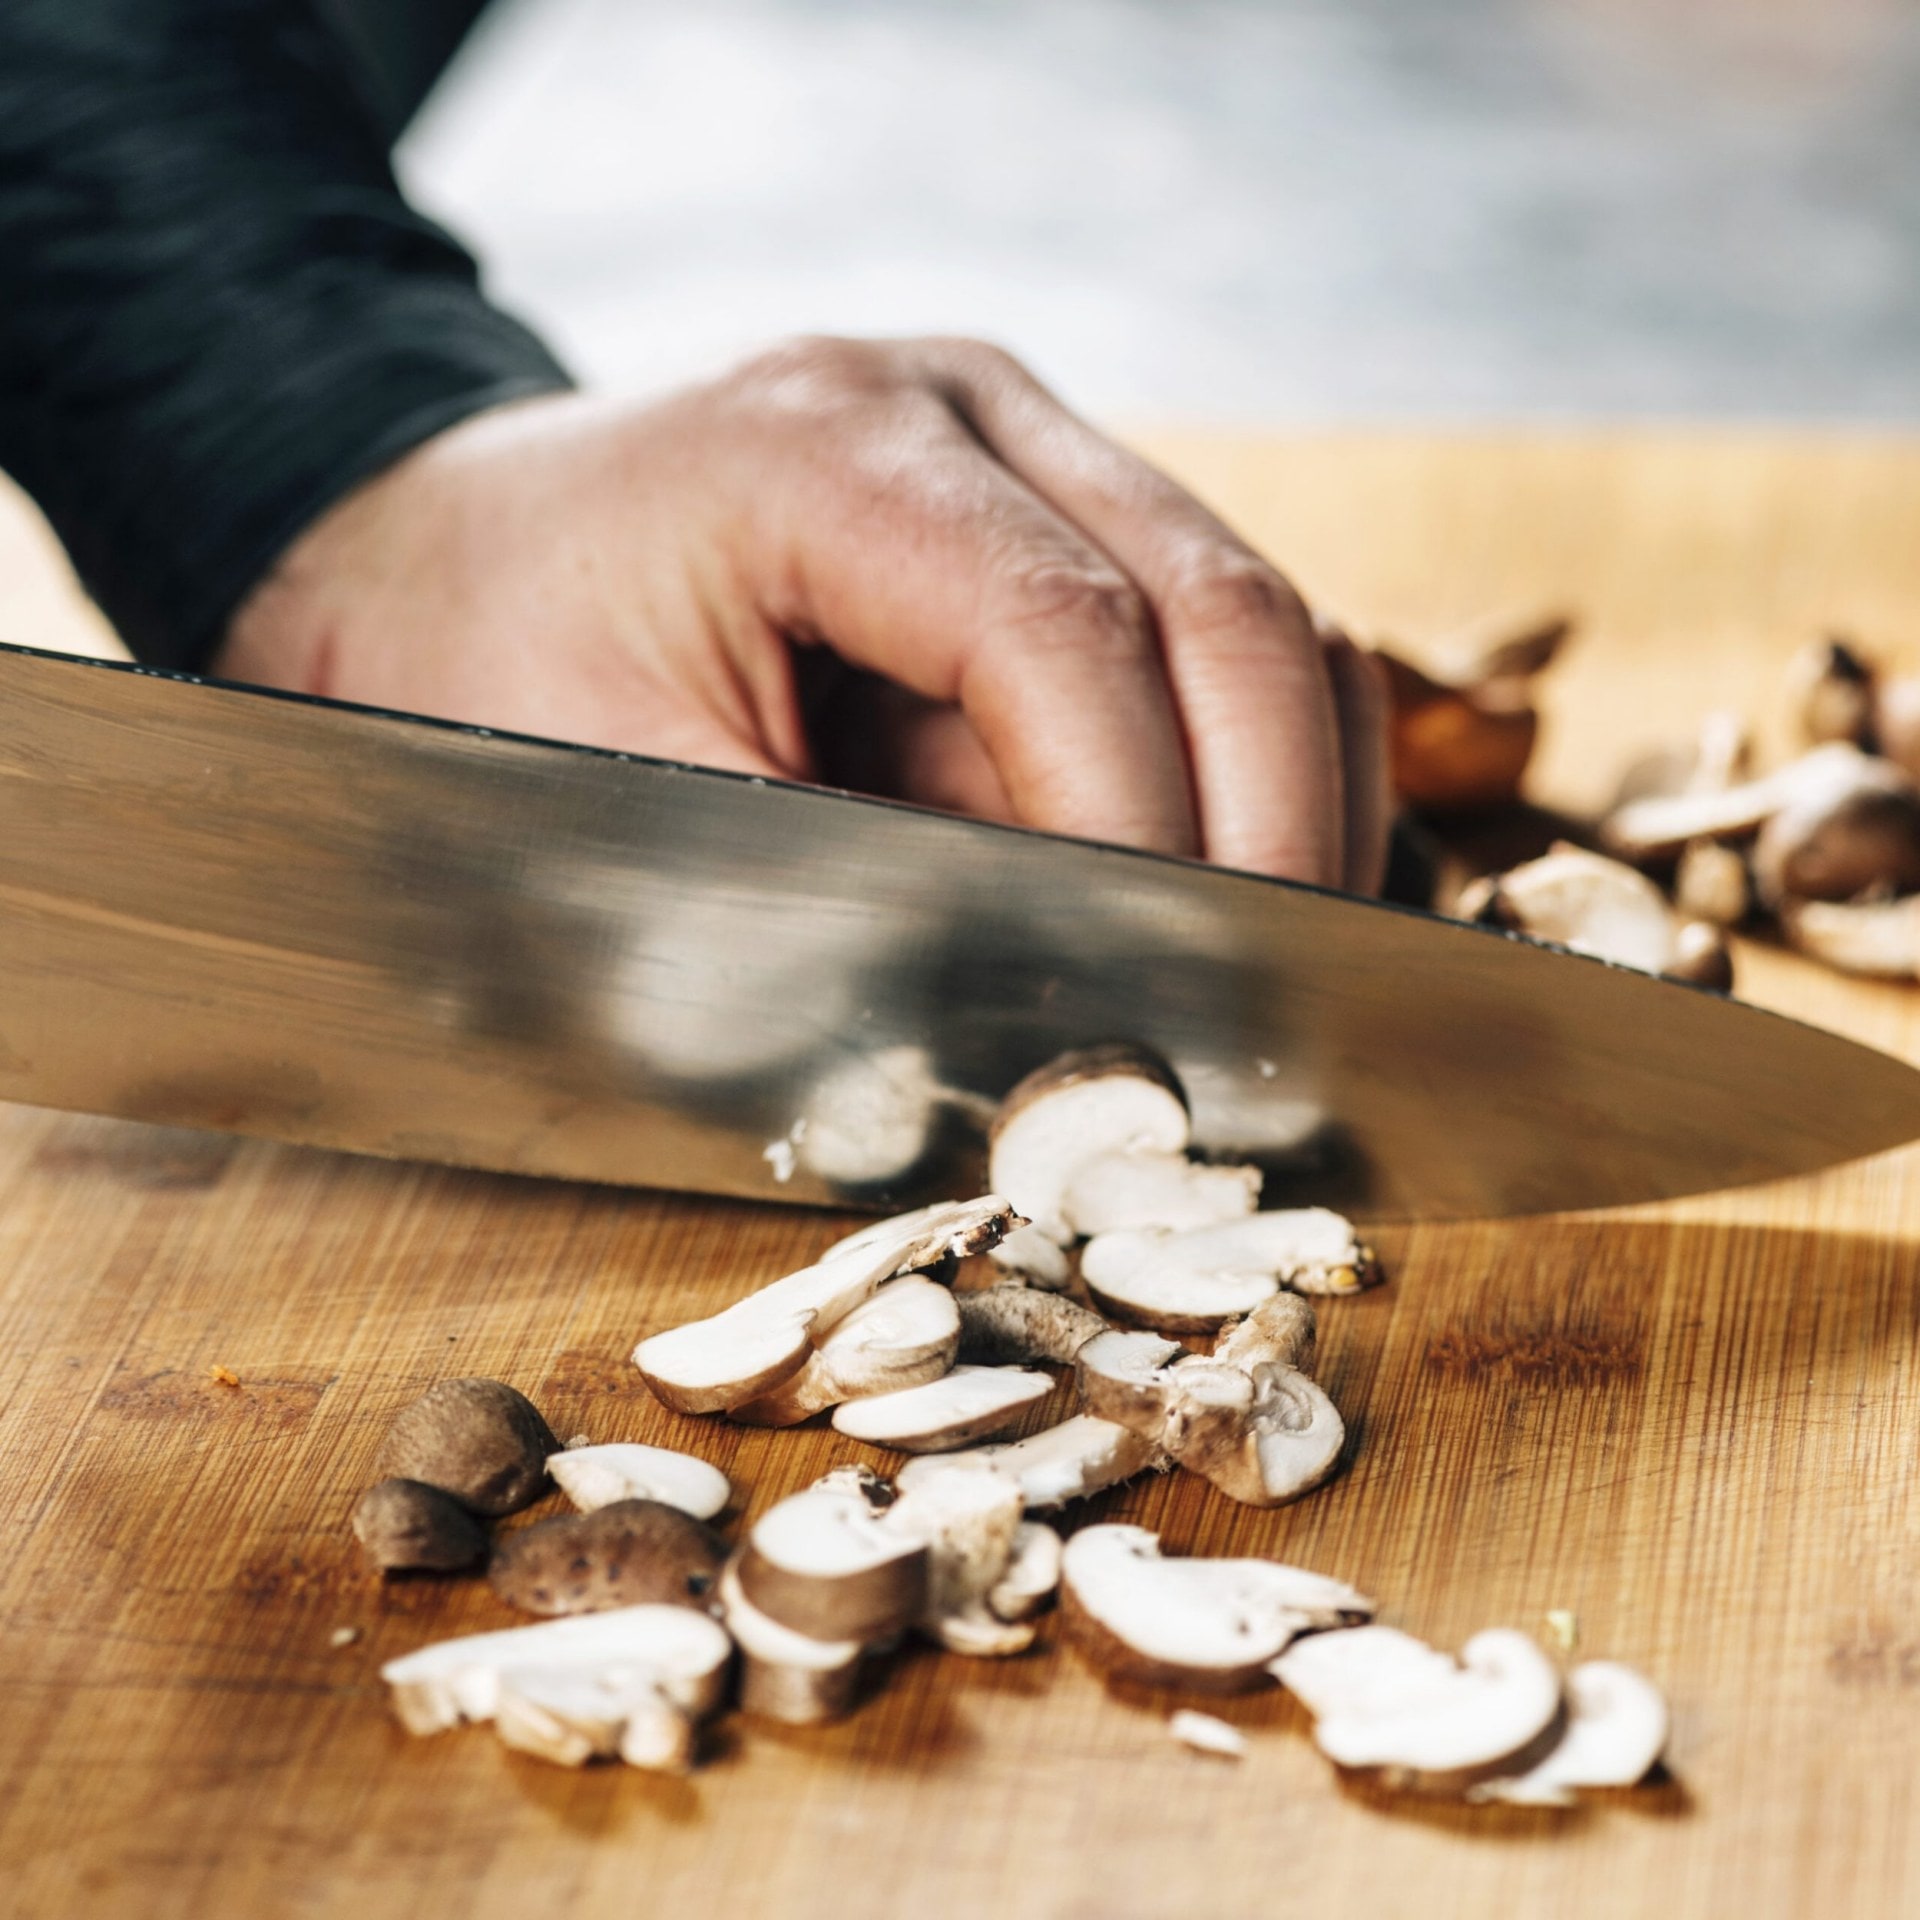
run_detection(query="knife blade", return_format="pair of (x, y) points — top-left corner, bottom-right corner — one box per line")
(0, 640), (1915, 1218)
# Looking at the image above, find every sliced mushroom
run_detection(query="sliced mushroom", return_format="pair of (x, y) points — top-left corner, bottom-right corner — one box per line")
(1870, 673), (1920, 782)
(1076, 1334), (1345, 1508)
(830, 1364), (1053, 1451)
(793, 1043), (944, 1189)
(884, 1457), (1034, 1655)
(1272, 1624), (1566, 1795)
(1470, 1660), (1670, 1806)
(987, 1223), (1074, 1290)
(896, 1413), (1164, 1510)
(988, 1045), (1191, 1243)
(1750, 748), (1920, 905)
(1780, 894), (1920, 978)
(1168, 1709), (1249, 1760)
(1788, 636), (1877, 747)
(734, 1470), (929, 1642)
(548, 1442), (731, 1522)
(955, 1283), (1112, 1365)
(1666, 920), (1734, 992)
(1211, 1293), (1318, 1376)
(732, 1276), (961, 1427)
(1378, 615), (1572, 813)
(988, 1521), (1063, 1623)
(1458, 845), (1679, 975)
(375, 1377), (559, 1517)
(352, 1478), (490, 1575)
(635, 1199), (1013, 1416)
(488, 1500), (724, 1617)
(1061, 1523), (1374, 1691)
(1672, 838), (1751, 927)
(717, 1560), (867, 1726)
(1081, 1209), (1378, 1330)
(1061, 1150), (1262, 1238)
(381, 1604), (734, 1738)
(494, 1664), (698, 1772)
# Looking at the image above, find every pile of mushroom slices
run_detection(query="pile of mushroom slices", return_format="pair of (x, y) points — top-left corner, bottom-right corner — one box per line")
(1063, 1524), (1669, 1806)
(1461, 635), (1920, 989)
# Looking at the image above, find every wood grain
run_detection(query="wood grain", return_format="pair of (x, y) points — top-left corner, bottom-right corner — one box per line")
(3, 434), (1919, 1919)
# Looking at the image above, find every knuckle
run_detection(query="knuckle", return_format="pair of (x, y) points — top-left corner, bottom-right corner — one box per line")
(1167, 556), (1308, 644)
(999, 561), (1154, 662)
(729, 334), (895, 415)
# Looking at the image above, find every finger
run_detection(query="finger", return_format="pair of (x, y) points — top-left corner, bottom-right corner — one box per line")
(915, 340), (1344, 885)
(756, 380), (1199, 855)
(806, 667), (1018, 821)
(1323, 630), (1392, 894)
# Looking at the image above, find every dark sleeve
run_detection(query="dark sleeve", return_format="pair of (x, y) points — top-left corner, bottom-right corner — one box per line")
(0, 0), (574, 672)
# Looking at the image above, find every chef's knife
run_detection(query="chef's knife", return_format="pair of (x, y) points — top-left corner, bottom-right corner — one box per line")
(1, 640), (1916, 1218)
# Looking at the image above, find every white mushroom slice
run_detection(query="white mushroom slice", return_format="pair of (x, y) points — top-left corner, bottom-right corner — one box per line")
(988, 1223), (1073, 1290)
(1082, 1209), (1378, 1329)
(1460, 846), (1679, 974)
(717, 1561), (867, 1726)
(1471, 1661), (1670, 1806)
(988, 1045), (1191, 1242)
(822, 1194), (1025, 1269)
(1062, 1151), (1262, 1237)
(548, 1443), (731, 1522)
(897, 1414), (1163, 1511)
(1273, 1625), (1566, 1794)
(1780, 894), (1920, 978)
(884, 1457), (1033, 1656)
(1211, 1293), (1317, 1376)
(634, 1199), (1013, 1415)
(988, 1522), (1063, 1623)
(1073, 1329), (1186, 1430)
(381, 1605), (734, 1738)
(1169, 1710), (1249, 1760)
(733, 1276), (961, 1427)
(735, 1475), (929, 1642)
(831, 1365), (1053, 1452)
(955, 1283), (1111, 1365)
(493, 1664), (695, 1772)
(1061, 1524), (1374, 1691)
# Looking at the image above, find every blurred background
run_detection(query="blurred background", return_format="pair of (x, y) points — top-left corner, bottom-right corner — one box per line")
(394, 0), (1920, 425)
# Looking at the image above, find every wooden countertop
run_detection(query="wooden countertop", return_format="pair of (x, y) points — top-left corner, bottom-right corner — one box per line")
(3, 434), (1918, 1919)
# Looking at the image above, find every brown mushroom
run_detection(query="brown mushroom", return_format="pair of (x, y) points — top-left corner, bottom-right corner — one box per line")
(375, 1378), (559, 1518)
(734, 1468), (929, 1642)
(487, 1500), (724, 1617)
(717, 1560), (869, 1725)
(352, 1478), (489, 1575)
(1750, 749), (1920, 905)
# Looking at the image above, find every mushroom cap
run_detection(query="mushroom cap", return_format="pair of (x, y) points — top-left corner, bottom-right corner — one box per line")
(1061, 1523), (1374, 1691)
(717, 1561), (867, 1725)
(1471, 1659), (1669, 1806)
(1061, 1151), (1262, 1238)
(381, 1604), (734, 1736)
(1752, 752), (1920, 904)
(374, 1378), (559, 1517)
(831, 1364), (1053, 1451)
(1274, 1624), (1566, 1794)
(988, 1046), (1191, 1242)
(488, 1499), (725, 1617)
(548, 1442), (731, 1521)
(736, 1476), (930, 1641)
(352, 1477), (490, 1574)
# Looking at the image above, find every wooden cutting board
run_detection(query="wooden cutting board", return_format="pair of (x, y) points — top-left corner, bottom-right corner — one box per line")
(3, 434), (1918, 1920)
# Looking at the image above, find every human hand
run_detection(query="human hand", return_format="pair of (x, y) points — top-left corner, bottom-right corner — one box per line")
(219, 337), (1388, 889)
